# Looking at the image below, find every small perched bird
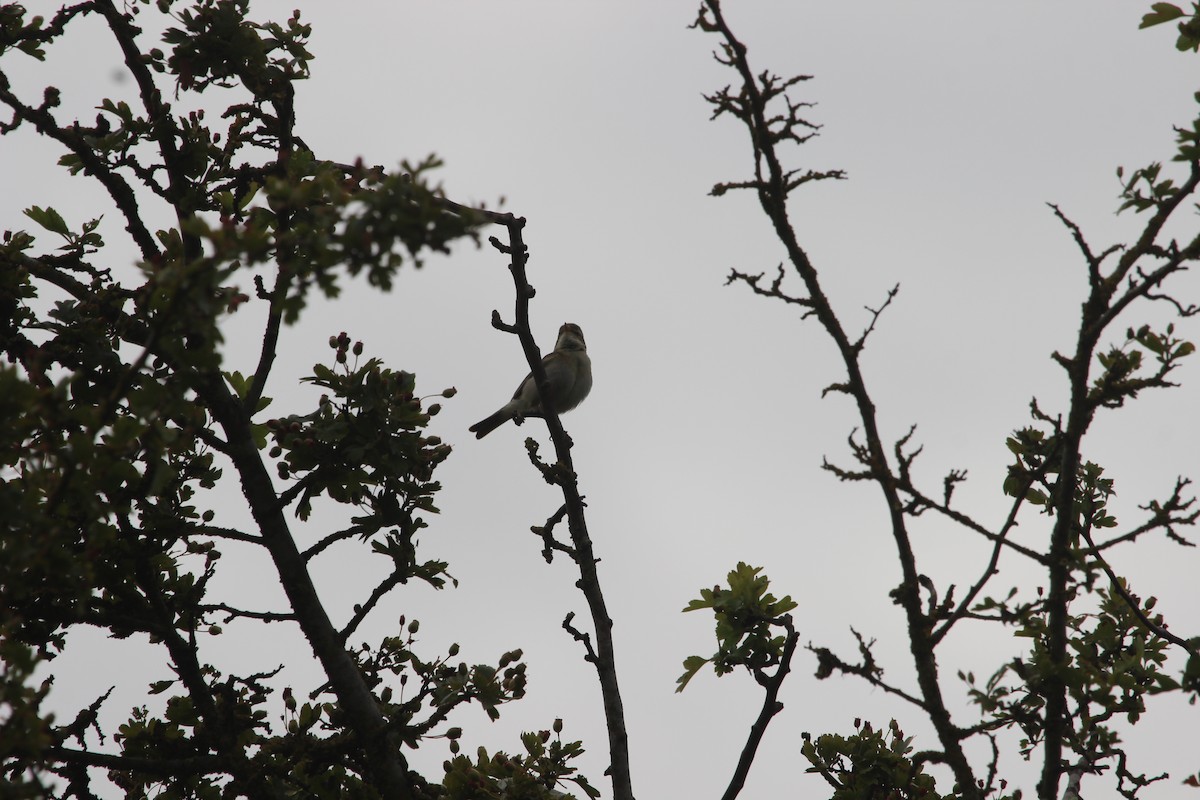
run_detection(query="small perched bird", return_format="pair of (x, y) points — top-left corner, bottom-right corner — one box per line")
(470, 323), (592, 439)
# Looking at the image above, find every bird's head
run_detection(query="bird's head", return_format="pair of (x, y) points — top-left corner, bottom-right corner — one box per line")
(555, 322), (586, 352)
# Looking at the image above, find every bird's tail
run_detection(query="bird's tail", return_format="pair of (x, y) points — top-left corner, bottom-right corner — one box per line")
(469, 409), (510, 439)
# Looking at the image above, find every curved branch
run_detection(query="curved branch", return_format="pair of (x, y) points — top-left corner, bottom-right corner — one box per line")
(721, 619), (799, 800)
(1077, 526), (1198, 655)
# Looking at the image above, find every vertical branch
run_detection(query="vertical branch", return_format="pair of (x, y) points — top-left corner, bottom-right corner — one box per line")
(695, 2), (980, 796)
(244, 84), (297, 413)
(1037, 165), (1200, 800)
(481, 211), (634, 800)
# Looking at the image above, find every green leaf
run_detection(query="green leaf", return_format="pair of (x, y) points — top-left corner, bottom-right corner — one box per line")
(1177, 31), (1200, 51)
(675, 655), (710, 693)
(1140, 3), (1186, 29)
(682, 588), (717, 613)
(250, 421), (269, 450)
(24, 205), (69, 236)
(224, 370), (249, 398)
(57, 153), (84, 175)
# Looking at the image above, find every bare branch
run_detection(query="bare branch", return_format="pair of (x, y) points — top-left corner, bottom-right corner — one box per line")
(301, 522), (373, 561)
(562, 612), (598, 664)
(198, 603), (296, 624)
(50, 746), (232, 778)
(531, 504), (574, 564)
(809, 629), (927, 710)
(725, 264), (815, 310)
(192, 525), (263, 545)
(339, 569), (407, 644)
(1144, 285), (1200, 316)
(1048, 204), (1121, 287)
(1084, 476), (1198, 551)
(852, 283), (900, 354)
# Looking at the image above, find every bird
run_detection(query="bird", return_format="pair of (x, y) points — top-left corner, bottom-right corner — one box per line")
(470, 323), (592, 439)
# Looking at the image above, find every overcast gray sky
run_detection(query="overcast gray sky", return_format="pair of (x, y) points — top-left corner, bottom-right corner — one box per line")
(4, 2), (1199, 798)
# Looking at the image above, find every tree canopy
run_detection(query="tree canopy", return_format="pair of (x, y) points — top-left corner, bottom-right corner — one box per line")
(2, 2), (1199, 799)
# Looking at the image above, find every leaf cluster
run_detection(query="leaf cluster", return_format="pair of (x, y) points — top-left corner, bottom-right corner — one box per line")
(677, 562), (797, 691)
(801, 719), (962, 800)
(1140, 2), (1200, 51)
(441, 722), (600, 800)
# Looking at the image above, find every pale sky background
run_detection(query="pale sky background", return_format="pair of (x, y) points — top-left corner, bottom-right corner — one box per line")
(4, 2), (1199, 798)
